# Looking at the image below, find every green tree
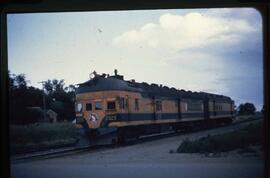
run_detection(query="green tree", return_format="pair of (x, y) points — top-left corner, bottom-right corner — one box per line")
(9, 73), (76, 124)
(238, 103), (256, 115)
(44, 79), (65, 94)
(43, 79), (75, 121)
(9, 72), (44, 124)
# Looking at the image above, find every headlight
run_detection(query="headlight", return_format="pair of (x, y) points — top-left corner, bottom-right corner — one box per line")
(76, 103), (82, 112)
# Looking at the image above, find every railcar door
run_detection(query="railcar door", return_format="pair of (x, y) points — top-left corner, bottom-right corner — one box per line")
(118, 96), (129, 121)
(177, 99), (181, 119)
(203, 98), (209, 119)
(154, 99), (162, 120)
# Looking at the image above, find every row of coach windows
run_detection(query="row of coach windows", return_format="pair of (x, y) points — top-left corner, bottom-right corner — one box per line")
(187, 101), (203, 111)
(215, 105), (222, 111)
(119, 98), (140, 111)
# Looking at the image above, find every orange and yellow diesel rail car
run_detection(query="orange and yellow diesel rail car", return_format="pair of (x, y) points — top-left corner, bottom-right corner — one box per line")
(75, 70), (235, 142)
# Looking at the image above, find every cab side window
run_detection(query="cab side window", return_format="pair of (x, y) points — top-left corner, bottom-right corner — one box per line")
(95, 101), (102, 110)
(107, 101), (116, 110)
(86, 103), (92, 111)
(76, 103), (83, 112)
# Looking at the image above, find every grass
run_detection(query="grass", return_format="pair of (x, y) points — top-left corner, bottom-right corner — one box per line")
(9, 122), (79, 155)
(236, 114), (263, 121)
(177, 121), (262, 154)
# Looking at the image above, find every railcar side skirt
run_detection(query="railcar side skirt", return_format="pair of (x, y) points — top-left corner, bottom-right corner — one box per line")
(107, 118), (205, 127)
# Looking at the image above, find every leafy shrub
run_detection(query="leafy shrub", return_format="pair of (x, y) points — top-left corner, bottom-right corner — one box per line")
(177, 122), (262, 153)
(10, 122), (79, 154)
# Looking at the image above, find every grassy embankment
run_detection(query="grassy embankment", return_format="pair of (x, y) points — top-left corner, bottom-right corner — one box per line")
(10, 122), (79, 155)
(236, 114), (262, 121)
(177, 121), (263, 154)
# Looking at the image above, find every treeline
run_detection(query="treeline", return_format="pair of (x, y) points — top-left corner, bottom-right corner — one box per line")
(9, 72), (76, 124)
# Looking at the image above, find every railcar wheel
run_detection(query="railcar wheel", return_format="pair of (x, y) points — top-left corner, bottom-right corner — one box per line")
(224, 118), (233, 125)
(117, 135), (126, 144)
(116, 128), (127, 144)
(172, 124), (181, 132)
(111, 138), (118, 144)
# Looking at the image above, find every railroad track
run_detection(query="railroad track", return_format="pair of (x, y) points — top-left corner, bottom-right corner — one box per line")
(11, 116), (262, 163)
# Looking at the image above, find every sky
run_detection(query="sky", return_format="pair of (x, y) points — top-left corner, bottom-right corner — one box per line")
(7, 8), (263, 110)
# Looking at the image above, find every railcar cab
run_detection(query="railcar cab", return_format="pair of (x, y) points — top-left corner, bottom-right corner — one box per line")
(76, 94), (138, 128)
(75, 70), (142, 130)
(75, 94), (121, 129)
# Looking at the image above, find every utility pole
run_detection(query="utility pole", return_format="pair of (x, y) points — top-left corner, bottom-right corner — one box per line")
(38, 81), (46, 121)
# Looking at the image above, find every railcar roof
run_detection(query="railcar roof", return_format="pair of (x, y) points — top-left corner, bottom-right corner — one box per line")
(76, 74), (232, 101)
(76, 75), (143, 93)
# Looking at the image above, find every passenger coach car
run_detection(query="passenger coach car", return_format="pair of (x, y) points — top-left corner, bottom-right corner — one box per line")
(75, 70), (235, 143)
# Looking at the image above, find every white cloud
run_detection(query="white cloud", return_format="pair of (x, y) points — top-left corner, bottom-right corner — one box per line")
(111, 8), (261, 100)
(112, 10), (257, 51)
